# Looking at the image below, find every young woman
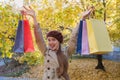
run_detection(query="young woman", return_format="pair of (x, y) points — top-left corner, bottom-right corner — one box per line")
(21, 6), (101, 80)
(21, 7), (79, 80)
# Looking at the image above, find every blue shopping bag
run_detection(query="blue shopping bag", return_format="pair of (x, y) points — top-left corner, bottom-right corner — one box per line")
(76, 20), (83, 54)
(13, 20), (24, 53)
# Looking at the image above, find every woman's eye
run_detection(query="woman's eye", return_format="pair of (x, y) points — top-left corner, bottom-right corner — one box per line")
(48, 39), (51, 42)
(52, 38), (56, 41)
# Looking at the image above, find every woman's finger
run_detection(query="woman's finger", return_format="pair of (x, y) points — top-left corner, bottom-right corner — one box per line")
(29, 6), (33, 10)
(20, 10), (26, 15)
(23, 6), (30, 11)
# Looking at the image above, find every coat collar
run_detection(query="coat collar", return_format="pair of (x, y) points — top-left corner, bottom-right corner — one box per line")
(47, 49), (59, 66)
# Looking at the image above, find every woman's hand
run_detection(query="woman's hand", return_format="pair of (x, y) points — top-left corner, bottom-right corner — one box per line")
(21, 6), (38, 25)
(56, 67), (62, 77)
(21, 6), (36, 18)
(82, 6), (95, 20)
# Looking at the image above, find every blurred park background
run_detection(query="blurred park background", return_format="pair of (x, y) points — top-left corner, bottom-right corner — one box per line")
(0, 0), (120, 80)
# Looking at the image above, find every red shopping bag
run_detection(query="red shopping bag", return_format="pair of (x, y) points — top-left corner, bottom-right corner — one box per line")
(24, 20), (34, 53)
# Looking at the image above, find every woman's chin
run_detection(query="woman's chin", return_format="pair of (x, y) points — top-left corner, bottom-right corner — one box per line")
(49, 47), (54, 50)
(50, 48), (57, 51)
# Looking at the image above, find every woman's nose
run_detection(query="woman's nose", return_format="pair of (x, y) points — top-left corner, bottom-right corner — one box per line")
(49, 41), (53, 44)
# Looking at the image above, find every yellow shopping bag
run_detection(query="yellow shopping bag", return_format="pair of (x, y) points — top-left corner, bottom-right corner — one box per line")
(86, 19), (113, 54)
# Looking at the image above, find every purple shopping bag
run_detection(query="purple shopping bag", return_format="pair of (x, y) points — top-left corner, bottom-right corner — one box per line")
(13, 20), (24, 53)
(81, 21), (89, 55)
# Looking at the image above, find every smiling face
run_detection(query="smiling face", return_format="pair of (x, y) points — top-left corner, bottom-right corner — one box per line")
(47, 36), (60, 51)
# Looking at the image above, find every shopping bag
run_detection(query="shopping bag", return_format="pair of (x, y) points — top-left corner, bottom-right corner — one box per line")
(24, 20), (34, 53)
(86, 19), (112, 54)
(13, 20), (24, 53)
(76, 20), (83, 54)
(81, 21), (89, 55)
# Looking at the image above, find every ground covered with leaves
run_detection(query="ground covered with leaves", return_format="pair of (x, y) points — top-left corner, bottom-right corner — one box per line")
(20, 58), (120, 80)
(0, 60), (29, 77)
(0, 58), (120, 80)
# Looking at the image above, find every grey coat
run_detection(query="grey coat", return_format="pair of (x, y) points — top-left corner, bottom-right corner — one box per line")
(34, 23), (79, 80)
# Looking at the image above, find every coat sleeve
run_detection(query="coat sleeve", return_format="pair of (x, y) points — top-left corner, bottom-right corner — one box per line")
(67, 22), (80, 56)
(34, 23), (47, 55)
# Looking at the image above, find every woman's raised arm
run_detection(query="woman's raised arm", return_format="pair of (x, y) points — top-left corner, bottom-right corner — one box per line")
(67, 22), (80, 56)
(21, 6), (47, 55)
(67, 6), (94, 56)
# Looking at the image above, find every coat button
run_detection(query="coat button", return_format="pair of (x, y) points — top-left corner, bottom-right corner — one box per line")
(47, 60), (50, 62)
(47, 67), (50, 70)
(58, 76), (61, 78)
(47, 76), (50, 79)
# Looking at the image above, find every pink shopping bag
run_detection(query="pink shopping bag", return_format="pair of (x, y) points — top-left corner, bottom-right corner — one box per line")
(81, 21), (90, 55)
